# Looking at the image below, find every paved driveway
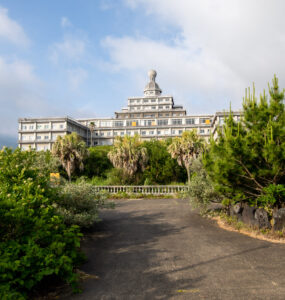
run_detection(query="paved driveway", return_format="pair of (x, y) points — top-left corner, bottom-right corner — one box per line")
(65, 198), (285, 300)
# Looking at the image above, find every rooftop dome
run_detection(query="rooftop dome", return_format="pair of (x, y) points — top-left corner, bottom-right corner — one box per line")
(144, 69), (162, 96)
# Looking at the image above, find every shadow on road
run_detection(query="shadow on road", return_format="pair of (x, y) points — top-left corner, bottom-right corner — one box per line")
(73, 208), (205, 299)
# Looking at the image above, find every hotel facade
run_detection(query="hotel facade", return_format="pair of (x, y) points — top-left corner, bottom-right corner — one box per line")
(18, 70), (240, 150)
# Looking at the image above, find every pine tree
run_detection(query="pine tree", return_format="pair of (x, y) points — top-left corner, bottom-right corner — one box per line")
(203, 75), (285, 208)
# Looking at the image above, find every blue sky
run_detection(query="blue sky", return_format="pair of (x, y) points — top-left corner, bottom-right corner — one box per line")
(1, 0), (285, 147)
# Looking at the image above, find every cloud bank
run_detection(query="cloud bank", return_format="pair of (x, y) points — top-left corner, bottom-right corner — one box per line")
(103, 0), (285, 113)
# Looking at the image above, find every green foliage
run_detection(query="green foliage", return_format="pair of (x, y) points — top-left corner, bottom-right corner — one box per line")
(256, 184), (285, 210)
(108, 135), (148, 183)
(187, 158), (223, 211)
(82, 146), (113, 178)
(32, 150), (61, 174)
(55, 180), (114, 228)
(0, 148), (83, 299)
(142, 140), (187, 184)
(203, 75), (285, 208)
(168, 130), (204, 184)
(52, 132), (88, 181)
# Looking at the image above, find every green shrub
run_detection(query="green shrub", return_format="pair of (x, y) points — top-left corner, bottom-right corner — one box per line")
(256, 184), (285, 212)
(82, 146), (113, 179)
(142, 140), (187, 184)
(56, 181), (115, 228)
(0, 148), (83, 299)
(187, 158), (223, 211)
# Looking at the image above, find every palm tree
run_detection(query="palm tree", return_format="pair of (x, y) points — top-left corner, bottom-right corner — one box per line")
(168, 130), (204, 185)
(52, 132), (88, 181)
(108, 134), (148, 179)
(89, 122), (95, 147)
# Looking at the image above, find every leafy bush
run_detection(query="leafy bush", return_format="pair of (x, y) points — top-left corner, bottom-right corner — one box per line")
(0, 148), (83, 299)
(256, 184), (285, 211)
(187, 158), (223, 211)
(142, 140), (187, 184)
(82, 146), (113, 179)
(56, 180), (115, 228)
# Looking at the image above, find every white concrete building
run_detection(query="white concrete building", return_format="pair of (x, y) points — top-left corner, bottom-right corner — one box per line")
(18, 70), (241, 150)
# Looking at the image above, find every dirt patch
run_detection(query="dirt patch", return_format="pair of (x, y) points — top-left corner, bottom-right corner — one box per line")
(212, 216), (285, 244)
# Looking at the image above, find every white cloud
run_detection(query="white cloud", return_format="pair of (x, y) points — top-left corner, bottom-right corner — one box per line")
(50, 36), (86, 65)
(61, 17), (72, 28)
(67, 68), (88, 90)
(103, 0), (285, 113)
(0, 6), (29, 46)
(0, 57), (49, 136)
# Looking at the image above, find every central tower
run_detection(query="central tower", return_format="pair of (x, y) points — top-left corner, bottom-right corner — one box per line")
(144, 69), (162, 96)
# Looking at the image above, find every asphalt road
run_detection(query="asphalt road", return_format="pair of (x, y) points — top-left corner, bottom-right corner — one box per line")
(65, 198), (285, 300)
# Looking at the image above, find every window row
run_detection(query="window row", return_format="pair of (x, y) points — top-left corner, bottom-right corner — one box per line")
(129, 105), (171, 111)
(20, 123), (65, 130)
(129, 98), (171, 104)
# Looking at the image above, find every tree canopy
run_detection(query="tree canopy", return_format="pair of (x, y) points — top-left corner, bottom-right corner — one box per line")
(203, 75), (285, 209)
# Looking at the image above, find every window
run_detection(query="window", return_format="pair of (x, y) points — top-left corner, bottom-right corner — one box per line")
(200, 118), (211, 124)
(165, 106), (170, 109)
(37, 124), (42, 130)
(144, 120), (155, 126)
(219, 118), (224, 125)
(114, 132), (118, 136)
(172, 119), (182, 125)
(151, 99), (156, 103)
(120, 132), (124, 136)
(149, 131), (154, 135)
(157, 130), (161, 135)
(200, 129), (205, 134)
(101, 121), (112, 127)
(151, 106), (156, 110)
(142, 131), (146, 135)
(136, 99), (140, 103)
(159, 106), (163, 109)
(114, 121), (124, 127)
(178, 130), (183, 135)
(100, 132), (104, 136)
(127, 131), (131, 135)
(158, 119), (168, 126)
(127, 120), (138, 127)
(37, 136), (41, 140)
(172, 130), (176, 134)
(165, 114), (169, 117)
(186, 118), (195, 125)
(158, 99), (163, 103)
(44, 135), (49, 140)
(22, 125), (27, 130)
(44, 124), (49, 129)
(164, 130), (169, 135)
(107, 131), (111, 136)
(143, 99), (149, 103)
(29, 125), (34, 130)
(59, 124), (64, 129)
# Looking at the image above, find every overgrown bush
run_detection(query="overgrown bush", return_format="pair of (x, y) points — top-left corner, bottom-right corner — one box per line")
(56, 180), (115, 228)
(82, 146), (113, 179)
(0, 148), (83, 299)
(142, 140), (187, 184)
(187, 158), (223, 211)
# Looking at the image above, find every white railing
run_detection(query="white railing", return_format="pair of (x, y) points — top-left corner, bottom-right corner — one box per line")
(93, 185), (189, 194)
